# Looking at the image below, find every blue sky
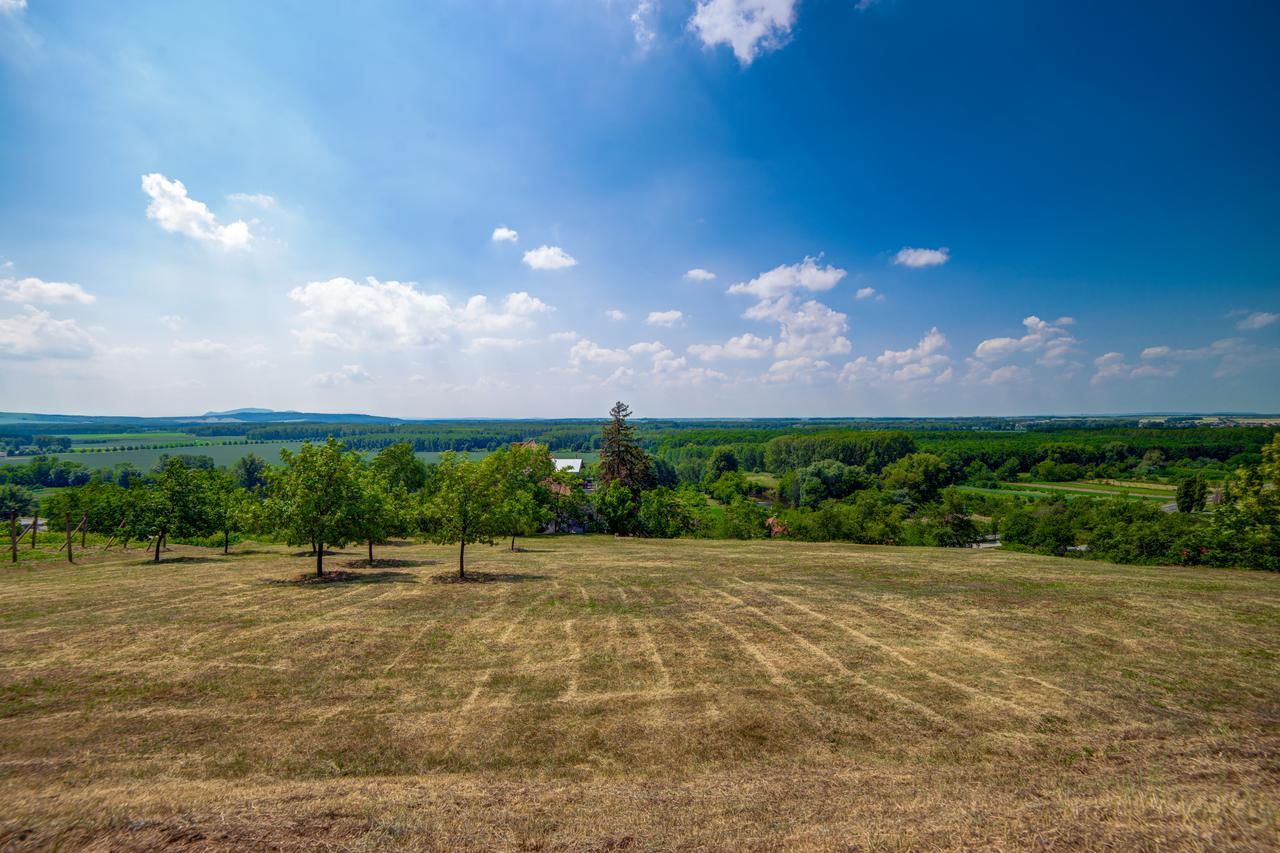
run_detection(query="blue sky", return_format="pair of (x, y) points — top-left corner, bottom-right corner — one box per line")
(1, 0), (1277, 417)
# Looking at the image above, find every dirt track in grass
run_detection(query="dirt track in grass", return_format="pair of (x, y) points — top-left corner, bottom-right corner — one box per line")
(0, 536), (1276, 849)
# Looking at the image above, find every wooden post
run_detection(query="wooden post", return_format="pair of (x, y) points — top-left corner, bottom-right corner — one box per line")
(65, 512), (73, 563)
(31, 512), (37, 549)
(80, 513), (87, 548)
(8, 511), (15, 563)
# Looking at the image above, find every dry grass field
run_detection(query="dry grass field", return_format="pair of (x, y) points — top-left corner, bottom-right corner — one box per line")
(1, 536), (1277, 850)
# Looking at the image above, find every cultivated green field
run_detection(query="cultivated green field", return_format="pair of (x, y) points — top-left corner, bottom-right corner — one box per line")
(0, 537), (1275, 848)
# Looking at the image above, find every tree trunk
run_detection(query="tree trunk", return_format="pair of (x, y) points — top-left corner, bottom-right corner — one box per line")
(66, 513), (73, 563)
(154, 532), (162, 563)
(316, 540), (324, 577)
(31, 512), (37, 549)
(458, 540), (466, 579)
(511, 534), (516, 551)
(223, 528), (229, 554)
(310, 537), (316, 556)
(368, 538), (374, 562)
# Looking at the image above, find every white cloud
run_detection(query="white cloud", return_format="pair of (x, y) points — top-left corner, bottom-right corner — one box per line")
(688, 0), (797, 66)
(841, 327), (951, 385)
(171, 338), (231, 358)
(983, 364), (1031, 385)
(491, 226), (519, 243)
(522, 245), (577, 270)
(568, 339), (631, 367)
(627, 341), (728, 386)
(0, 307), (99, 360)
(141, 173), (252, 250)
(684, 268), (717, 281)
(646, 309), (684, 327)
(855, 286), (876, 300)
(287, 277), (552, 350)
(312, 364), (372, 387)
(226, 192), (276, 208)
(463, 337), (536, 352)
(1136, 337), (1277, 379)
(974, 315), (1077, 366)
(893, 247), (949, 268)
(0, 0), (27, 14)
(604, 309), (627, 322)
(1236, 311), (1278, 331)
(744, 296), (851, 358)
(727, 256), (846, 299)
(0, 276), (95, 305)
(688, 332), (773, 360)
(547, 331), (579, 342)
(1090, 351), (1178, 384)
(761, 356), (834, 384)
(631, 1), (657, 48)
(160, 314), (185, 332)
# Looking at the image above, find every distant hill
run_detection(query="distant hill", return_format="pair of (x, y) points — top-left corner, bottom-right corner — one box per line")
(0, 409), (402, 426)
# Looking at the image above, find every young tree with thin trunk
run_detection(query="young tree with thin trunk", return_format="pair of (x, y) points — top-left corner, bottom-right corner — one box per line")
(491, 443), (556, 550)
(424, 452), (500, 579)
(268, 438), (362, 577)
(351, 468), (399, 563)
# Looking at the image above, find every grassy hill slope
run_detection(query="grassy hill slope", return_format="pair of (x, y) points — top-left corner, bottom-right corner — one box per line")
(0, 538), (1276, 849)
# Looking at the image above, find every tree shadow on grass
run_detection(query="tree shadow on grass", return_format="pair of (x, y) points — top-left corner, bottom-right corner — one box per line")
(141, 556), (228, 565)
(340, 558), (438, 569)
(265, 570), (420, 587)
(430, 571), (550, 584)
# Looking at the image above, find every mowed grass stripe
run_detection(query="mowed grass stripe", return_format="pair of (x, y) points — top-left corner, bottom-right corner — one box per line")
(0, 536), (1277, 849)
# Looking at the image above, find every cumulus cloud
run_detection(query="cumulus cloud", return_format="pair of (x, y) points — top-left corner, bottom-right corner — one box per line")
(522, 245), (577, 270)
(893, 247), (949, 268)
(974, 315), (1078, 366)
(841, 327), (952, 385)
(171, 338), (231, 358)
(312, 364), (372, 387)
(0, 0), (27, 14)
(1136, 337), (1278, 379)
(627, 341), (728, 386)
(0, 276), (95, 305)
(761, 356), (834, 384)
(141, 173), (252, 250)
(0, 306), (99, 360)
(744, 295), (851, 358)
(684, 268), (717, 281)
(226, 192), (276, 208)
(604, 309), (627, 322)
(491, 226), (519, 243)
(287, 277), (552, 350)
(688, 332), (773, 360)
(1236, 311), (1278, 330)
(855, 286), (877, 300)
(568, 339), (631, 367)
(646, 309), (684, 327)
(688, 0), (797, 66)
(727, 256), (846, 299)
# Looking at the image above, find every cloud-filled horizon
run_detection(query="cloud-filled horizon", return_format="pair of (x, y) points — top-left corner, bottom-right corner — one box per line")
(0, 1), (1276, 417)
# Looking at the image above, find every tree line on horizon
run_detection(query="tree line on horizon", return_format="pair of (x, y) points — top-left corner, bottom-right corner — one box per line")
(2, 403), (1277, 572)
